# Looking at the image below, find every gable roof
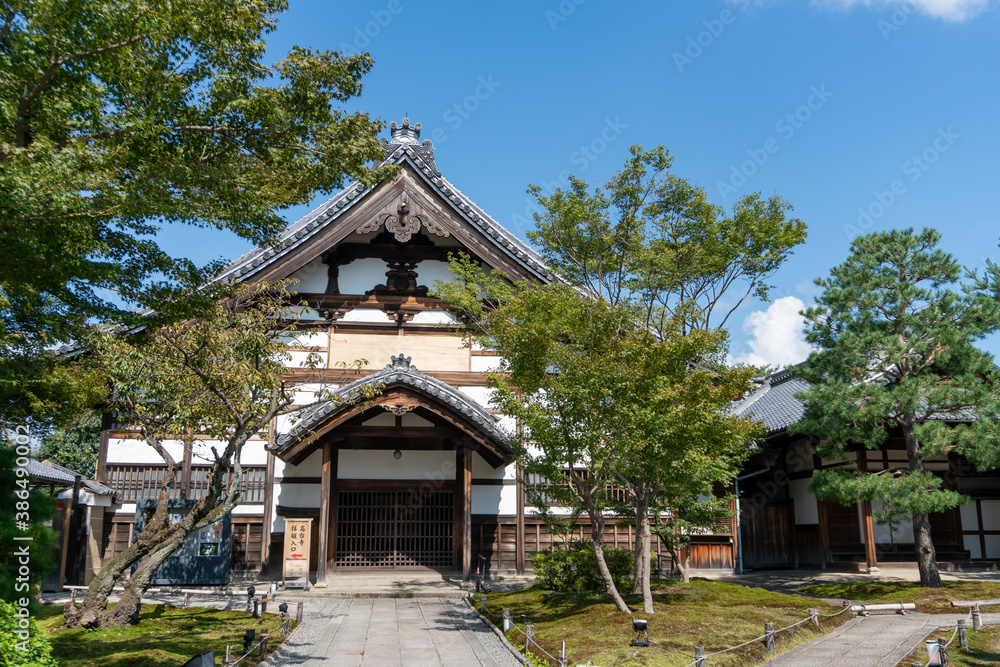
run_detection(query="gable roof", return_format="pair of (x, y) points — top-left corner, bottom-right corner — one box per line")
(732, 369), (808, 437)
(271, 353), (514, 466)
(27, 458), (115, 496)
(214, 118), (554, 286)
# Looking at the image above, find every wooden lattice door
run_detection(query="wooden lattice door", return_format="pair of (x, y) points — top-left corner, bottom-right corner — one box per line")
(335, 489), (454, 569)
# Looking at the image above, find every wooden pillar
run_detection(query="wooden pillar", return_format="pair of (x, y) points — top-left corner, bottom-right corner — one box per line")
(180, 430), (193, 500)
(260, 447), (276, 575)
(95, 427), (110, 483)
(817, 500), (830, 570)
(315, 442), (333, 588)
(328, 448), (339, 574)
(461, 446), (472, 582)
(856, 450), (879, 573)
(515, 462), (526, 576)
(59, 476), (82, 588)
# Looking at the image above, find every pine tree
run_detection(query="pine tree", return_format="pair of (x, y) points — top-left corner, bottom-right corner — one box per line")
(795, 228), (1000, 587)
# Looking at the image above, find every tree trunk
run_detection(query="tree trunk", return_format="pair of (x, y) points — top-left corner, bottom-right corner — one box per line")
(592, 536), (631, 613)
(74, 536), (154, 628)
(103, 532), (188, 627)
(631, 490), (649, 595)
(902, 415), (943, 588)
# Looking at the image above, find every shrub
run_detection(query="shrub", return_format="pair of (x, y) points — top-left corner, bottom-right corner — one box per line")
(531, 541), (634, 593)
(0, 600), (58, 667)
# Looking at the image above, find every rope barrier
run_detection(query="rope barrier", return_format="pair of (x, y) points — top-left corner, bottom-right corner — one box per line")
(475, 595), (563, 665)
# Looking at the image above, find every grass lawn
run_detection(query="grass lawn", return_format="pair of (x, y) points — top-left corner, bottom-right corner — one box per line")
(35, 602), (288, 667)
(474, 579), (852, 666)
(798, 581), (1000, 614)
(896, 625), (1000, 667)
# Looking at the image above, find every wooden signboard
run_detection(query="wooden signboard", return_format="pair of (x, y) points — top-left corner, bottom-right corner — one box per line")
(282, 519), (311, 590)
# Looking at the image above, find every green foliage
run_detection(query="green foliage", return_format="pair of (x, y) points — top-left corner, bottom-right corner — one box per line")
(795, 228), (1000, 521)
(0, 445), (59, 606)
(0, 0), (393, 426)
(527, 144), (807, 334)
(34, 413), (102, 477)
(531, 542), (634, 594)
(0, 600), (58, 667)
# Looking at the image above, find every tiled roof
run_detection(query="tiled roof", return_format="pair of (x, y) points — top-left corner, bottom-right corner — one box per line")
(214, 118), (555, 286)
(271, 354), (513, 456)
(732, 369), (808, 437)
(27, 458), (115, 495)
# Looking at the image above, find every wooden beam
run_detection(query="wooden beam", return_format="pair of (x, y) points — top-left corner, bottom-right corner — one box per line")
(59, 476), (82, 588)
(315, 443), (332, 588)
(336, 425), (462, 439)
(857, 450), (879, 573)
(260, 446), (276, 575)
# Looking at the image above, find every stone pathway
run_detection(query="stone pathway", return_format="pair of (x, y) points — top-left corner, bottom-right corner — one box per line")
(263, 597), (522, 667)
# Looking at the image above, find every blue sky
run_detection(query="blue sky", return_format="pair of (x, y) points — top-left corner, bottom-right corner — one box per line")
(160, 0), (1000, 366)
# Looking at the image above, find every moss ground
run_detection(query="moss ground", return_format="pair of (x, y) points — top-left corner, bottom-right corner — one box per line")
(475, 578), (852, 666)
(798, 580), (1000, 614)
(36, 602), (287, 667)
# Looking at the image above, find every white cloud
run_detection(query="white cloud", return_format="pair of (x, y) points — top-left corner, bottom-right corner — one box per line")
(813, 0), (993, 22)
(731, 296), (813, 369)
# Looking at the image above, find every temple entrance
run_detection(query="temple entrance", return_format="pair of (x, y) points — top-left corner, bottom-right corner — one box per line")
(334, 488), (455, 570)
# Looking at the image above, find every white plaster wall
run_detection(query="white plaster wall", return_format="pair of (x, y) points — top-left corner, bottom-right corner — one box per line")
(118, 502), (137, 514)
(362, 412), (434, 427)
(288, 258), (329, 293)
(275, 450), (323, 478)
(232, 505), (265, 516)
(339, 258), (389, 294)
(341, 308), (392, 323)
(288, 305), (322, 320)
(982, 500), (1000, 530)
(410, 311), (459, 324)
(965, 535), (983, 559)
(338, 450), (456, 480)
(961, 502), (980, 531)
(471, 355), (502, 372)
(472, 453), (514, 480)
(107, 438), (184, 464)
(457, 386), (497, 410)
(416, 260), (457, 290)
(239, 441), (269, 466)
(273, 483), (320, 509)
(472, 484), (517, 515)
(789, 479), (818, 525)
(290, 383), (329, 405)
(286, 330), (329, 347)
(286, 349), (327, 368)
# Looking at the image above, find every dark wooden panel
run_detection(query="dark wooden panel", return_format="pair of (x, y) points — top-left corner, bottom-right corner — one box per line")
(742, 500), (795, 570)
(796, 524), (823, 567)
(826, 502), (862, 548)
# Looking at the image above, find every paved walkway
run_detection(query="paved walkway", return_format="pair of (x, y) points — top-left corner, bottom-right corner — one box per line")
(263, 597), (521, 667)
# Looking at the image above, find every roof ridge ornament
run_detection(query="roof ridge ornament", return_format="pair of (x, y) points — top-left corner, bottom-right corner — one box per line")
(389, 117), (421, 145)
(389, 353), (413, 370)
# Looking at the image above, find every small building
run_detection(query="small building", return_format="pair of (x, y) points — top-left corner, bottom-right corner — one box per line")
(732, 369), (1000, 572)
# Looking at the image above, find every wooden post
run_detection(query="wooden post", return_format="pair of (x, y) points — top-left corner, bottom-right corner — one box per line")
(328, 445), (339, 574)
(958, 619), (968, 651)
(461, 445), (472, 582)
(315, 442), (333, 588)
(809, 608), (819, 628)
(224, 645), (232, 667)
(503, 608), (511, 632)
(282, 617), (290, 636)
(261, 597), (267, 615)
(856, 452), (879, 573)
(58, 476), (82, 588)
(938, 637), (949, 666)
(515, 453), (526, 576)
(480, 594), (487, 614)
(259, 629), (269, 660)
(296, 601), (304, 625)
(695, 647), (706, 667)
(69, 589), (77, 605)
(764, 622), (775, 654)
(526, 623), (535, 655)
(972, 604), (983, 630)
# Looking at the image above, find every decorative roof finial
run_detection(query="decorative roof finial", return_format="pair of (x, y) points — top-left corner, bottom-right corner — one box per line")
(389, 118), (421, 145)
(390, 353), (413, 370)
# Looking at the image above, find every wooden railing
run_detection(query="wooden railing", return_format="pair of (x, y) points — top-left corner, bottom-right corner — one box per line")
(105, 464), (267, 502)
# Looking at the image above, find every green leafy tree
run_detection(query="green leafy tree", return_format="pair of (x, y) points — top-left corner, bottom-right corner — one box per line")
(0, 0), (392, 427)
(72, 281), (377, 628)
(437, 260), (758, 613)
(0, 444), (59, 607)
(795, 228), (1000, 588)
(511, 144), (803, 612)
(35, 413), (102, 478)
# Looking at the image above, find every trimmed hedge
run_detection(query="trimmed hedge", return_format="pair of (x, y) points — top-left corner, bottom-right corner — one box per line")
(531, 541), (636, 593)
